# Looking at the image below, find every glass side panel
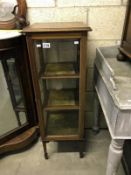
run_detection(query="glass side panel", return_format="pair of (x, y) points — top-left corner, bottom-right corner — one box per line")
(34, 39), (80, 76)
(0, 60), (27, 137)
(45, 111), (79, 136)
(6, 58), (25, 109)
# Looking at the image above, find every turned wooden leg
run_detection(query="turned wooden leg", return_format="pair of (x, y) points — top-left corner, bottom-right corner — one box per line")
(92, 93), (100, 133)
(43, 141), (48, 159)
(106, 139), (125, 175)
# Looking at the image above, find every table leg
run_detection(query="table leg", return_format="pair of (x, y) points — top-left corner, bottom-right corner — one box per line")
(106, 139), (125, 175)
(92, 93), (100, 133)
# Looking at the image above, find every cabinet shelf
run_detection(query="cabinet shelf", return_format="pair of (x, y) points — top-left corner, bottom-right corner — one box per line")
(44, 89), (79, 111)
(45, 111), (79, 137)
(40, 63), (79, 79)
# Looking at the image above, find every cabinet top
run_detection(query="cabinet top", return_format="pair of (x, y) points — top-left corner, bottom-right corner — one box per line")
(23, 22), (92, 33)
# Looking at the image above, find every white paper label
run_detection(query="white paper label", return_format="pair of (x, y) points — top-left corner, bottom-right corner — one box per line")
(36, 44), (41, 48)
(74, 41), (79, 45)
(42, 43), (51, 48)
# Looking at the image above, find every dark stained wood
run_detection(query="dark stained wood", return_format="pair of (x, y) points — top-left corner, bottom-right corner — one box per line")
(28, 32), (83, 40)
(122, 140), (131, 175)
(25, 22), (91, 158)
(0, 37), (20, 51)
(0, 127), (38, 155)
(119, 47), (131, 59)
(79, 31), (87, 138)
(23, 22), (92, 33)
(117, 0), (131, 60)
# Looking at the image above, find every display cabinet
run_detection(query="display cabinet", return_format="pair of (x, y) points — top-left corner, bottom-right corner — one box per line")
(0, 32), (37, 154)
(23, 22), (91, 159)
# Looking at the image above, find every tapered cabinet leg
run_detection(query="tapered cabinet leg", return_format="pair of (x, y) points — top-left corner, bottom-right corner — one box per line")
(106, 139), (125, 175)
(43, 141), (48, 159)
(92, 93), (100, 133)
(79, 139), (85, 158)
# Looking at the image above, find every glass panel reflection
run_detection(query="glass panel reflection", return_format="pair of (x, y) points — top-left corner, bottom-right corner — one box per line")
(0, 59), (27, 137)
(7, 58), (25, 109)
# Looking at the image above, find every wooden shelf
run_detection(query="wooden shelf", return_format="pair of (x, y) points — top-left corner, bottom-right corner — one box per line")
(40, 63), (79, 79)
(45, 111), (79, 137)
(44, 89), (79, 111)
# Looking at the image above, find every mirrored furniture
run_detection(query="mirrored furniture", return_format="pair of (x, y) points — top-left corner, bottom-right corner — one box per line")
(23, 22), (91, 159)
(0, 31), (37, 154)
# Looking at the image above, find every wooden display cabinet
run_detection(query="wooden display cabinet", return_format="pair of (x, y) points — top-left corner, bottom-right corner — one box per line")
(23, 22), (91, 159)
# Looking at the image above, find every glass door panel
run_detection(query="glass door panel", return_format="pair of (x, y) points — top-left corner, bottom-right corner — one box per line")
(34, 39), (80, 77)
(45, 111), (79, 136)
(33, 38), (80, 137)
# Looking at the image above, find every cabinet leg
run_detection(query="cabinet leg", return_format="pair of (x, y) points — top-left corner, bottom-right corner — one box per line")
(79, 140), (85, 158)
(106, 139), (125, 175)
(92, 93), (100, 134)
(43, 141), (48, 159)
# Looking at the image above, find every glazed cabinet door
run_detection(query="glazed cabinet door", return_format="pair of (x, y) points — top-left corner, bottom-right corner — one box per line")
(26, 32), (86, 141)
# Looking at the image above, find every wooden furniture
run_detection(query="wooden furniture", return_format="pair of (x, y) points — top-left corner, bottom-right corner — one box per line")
(117, 0), (131, 61)
(23, 22), (91, 159)
(0, 31), (37, 154)
(0, 0), (29, 29)
(93, 46), (131, 175)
